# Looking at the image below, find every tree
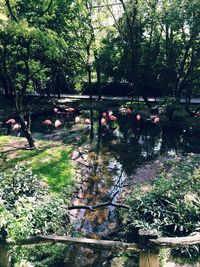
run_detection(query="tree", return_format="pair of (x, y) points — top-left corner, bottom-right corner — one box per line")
(68, 0), (107, 139)
(100, 0), (200, 103)
(0, 0), (76, 147)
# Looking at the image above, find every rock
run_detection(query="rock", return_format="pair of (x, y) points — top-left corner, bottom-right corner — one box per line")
(81, 153), (88, 161)
(71, 150), (80, 160)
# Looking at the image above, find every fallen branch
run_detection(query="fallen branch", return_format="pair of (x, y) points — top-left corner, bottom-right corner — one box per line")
(67, 201), (130, 211)
(0, 235), (141, 252)
(149, 234), (200, 248)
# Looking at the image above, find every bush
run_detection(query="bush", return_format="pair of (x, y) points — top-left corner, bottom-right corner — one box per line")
(122, 157), (200, 259)
(0, 165), (72, 265)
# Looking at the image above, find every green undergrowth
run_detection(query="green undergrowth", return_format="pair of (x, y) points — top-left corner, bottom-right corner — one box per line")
(0, 136), (75, 192)
(0, 136), (76, 265)
(122, 157), (200, 264)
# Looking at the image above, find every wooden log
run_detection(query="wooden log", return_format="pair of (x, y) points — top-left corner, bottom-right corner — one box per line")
(1, 236), (142, 253)
(149, 234), (200, 248)
(139, 251), (159, 267)
(138, 229), (158, 247)
(0, 246), (10, 267)
(139, 229), (159, 267)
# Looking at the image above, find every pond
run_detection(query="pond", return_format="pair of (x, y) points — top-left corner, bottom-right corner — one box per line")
(1, 103), (200, 266)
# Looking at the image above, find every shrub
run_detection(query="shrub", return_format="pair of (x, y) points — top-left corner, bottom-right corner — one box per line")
(0, 165), (72, 265)
(122, 157), (200, 259)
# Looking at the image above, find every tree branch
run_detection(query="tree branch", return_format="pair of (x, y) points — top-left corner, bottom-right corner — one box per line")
(67, 201), (130, 211)
(40, 0), (53, 15)
(2, 235), (141, 252)
(5, 0), (18, 22)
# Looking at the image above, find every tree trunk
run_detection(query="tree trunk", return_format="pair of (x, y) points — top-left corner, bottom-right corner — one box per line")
(18, 112), (35, 149)
(15, 96), (35, 149)
(0, 246), (10, 267)
(88, 68), (94, 140)
(97, 110), (102, 149)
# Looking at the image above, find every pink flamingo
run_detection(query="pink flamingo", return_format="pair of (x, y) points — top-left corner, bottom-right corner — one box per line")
(136, 114), (141, 121)
(55, 120), (62, 128)
(66, 107), (76, 113)
(108, 111), (113, 116)
(43, 119), (52, 130)
(154, 117), (160, 123)
(109, 115), (117, 121)
(75, 116), (81, 124)
(12, 123), (21, 131)
(43, 119), (52, 126)
(11, 123), (21, 136)
(6, 119), (16, 124)
(54, 108), (59, 113)
(101, 118), (107, 125)
(127, 108), (132, 114)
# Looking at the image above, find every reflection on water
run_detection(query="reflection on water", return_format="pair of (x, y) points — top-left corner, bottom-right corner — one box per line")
(70, 150), (127, 237)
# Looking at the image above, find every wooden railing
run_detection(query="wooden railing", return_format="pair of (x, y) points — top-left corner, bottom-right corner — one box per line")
(0, 230), (200, 267)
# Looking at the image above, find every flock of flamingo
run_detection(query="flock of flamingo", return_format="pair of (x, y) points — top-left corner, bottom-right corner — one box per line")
(42, 106), (160, 129)
(4, 106), (160, 135)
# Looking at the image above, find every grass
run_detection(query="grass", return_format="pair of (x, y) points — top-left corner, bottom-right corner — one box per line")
(0, 136), (75, 192)
(31, 147), (74, 192)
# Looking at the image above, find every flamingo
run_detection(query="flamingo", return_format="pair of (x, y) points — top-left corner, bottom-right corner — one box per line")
(119, 107), (126, 115)
(6, 119), (16, 124)
(12, 123), (21, 131)
(43, 119), (52, 126)
(43, 119), (52, 131)
(101, 118), (107, 125)
(54, 108), (59, 113)
(136, 114), (141, 121)
(108, 111), (113, 116)
(11, 123), (21, 136)
(109, 115), (117, 121)
(75, 116), (81, 124)
(127, 108), (132, 114)
(154, 117), (160, 123)
(84, 119), (91, 124)
(66, 107), (76, 113)
(55, 120), (62, 128)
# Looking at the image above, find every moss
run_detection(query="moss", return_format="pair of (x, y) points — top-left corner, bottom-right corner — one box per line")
(0, 136), (75, 192)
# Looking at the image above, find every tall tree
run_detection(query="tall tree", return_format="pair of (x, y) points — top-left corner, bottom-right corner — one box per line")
(101, 0), (200, 102)
(0, 0), (74, 147)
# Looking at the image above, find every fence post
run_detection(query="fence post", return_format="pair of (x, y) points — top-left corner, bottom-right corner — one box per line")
(138, 229), (159, 267)
(0, 243), (10, 267)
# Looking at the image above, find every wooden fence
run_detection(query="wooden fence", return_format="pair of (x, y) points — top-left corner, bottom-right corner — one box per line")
(0, 230), (200, 267)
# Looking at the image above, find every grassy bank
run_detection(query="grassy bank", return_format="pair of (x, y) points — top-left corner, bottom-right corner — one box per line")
(0, 136), (75, 192)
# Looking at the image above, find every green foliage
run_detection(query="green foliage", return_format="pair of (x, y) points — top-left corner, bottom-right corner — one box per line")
(99, 0), (200, 98)
(122, 158), (200, 258)
(159, 97), (180, 121)
(0, 165), (70, 240)
(13, 244), (70, 267)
